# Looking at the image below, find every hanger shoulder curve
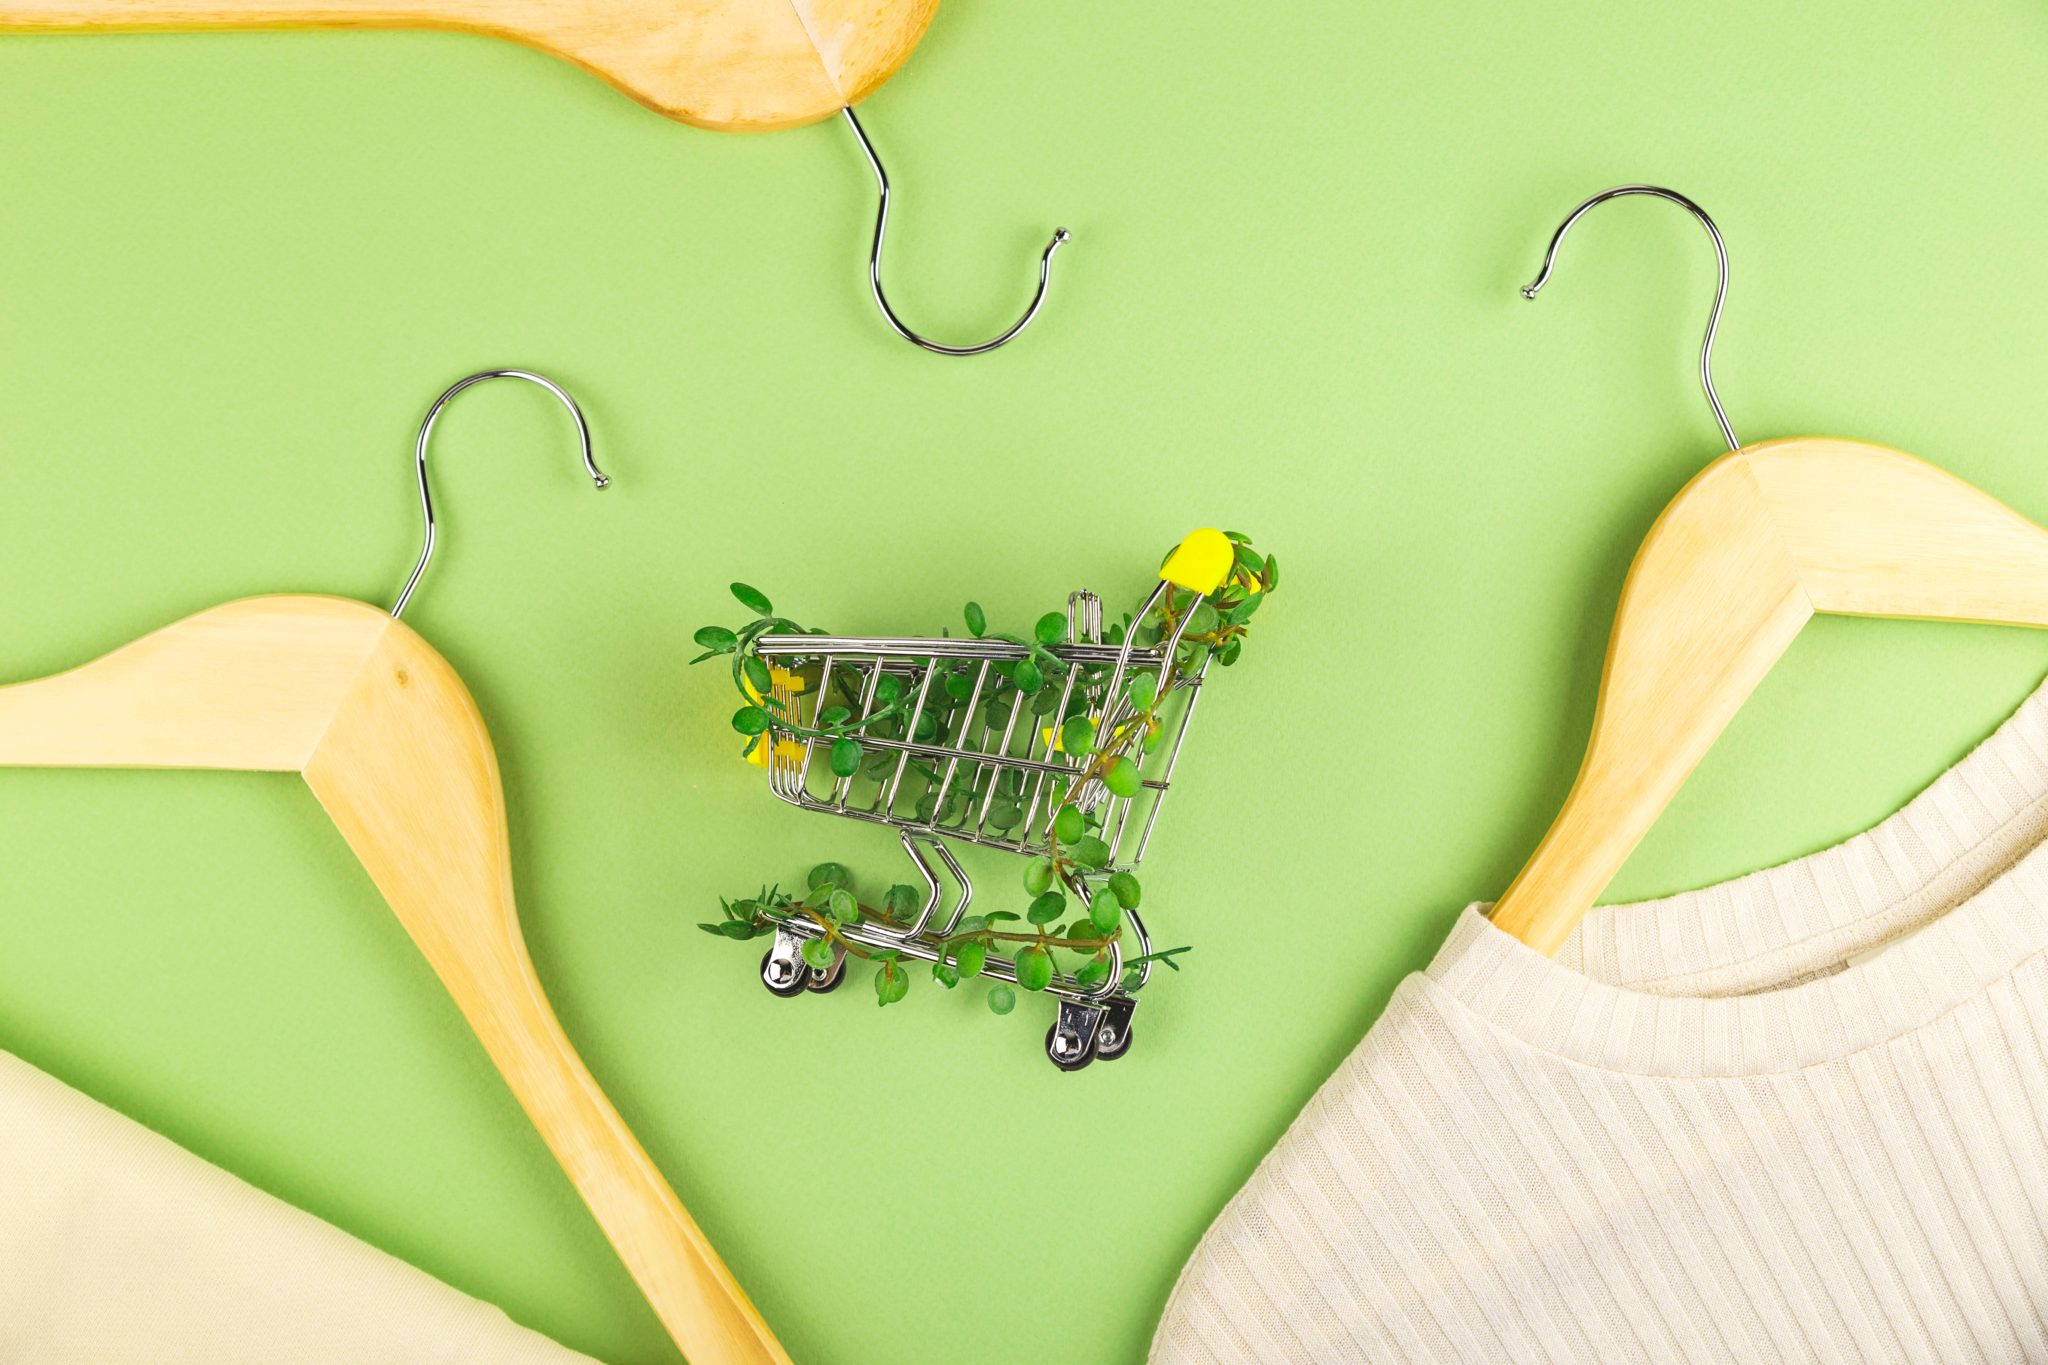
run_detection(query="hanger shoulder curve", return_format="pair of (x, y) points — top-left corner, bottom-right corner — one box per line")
(1491, 437), (2048, 956)
(0, 0), (938, 131)
(0, 594), (389, 771)
(0, 594), (789, 1362)
(1749, 437), (2048, 626)
(303, 620), (789, 1363)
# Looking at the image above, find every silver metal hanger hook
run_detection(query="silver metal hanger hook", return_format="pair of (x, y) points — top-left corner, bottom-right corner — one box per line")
(1521, 185), (1740, 451)
(390, 368), (610, 620)
(841, 105), (1070, 357)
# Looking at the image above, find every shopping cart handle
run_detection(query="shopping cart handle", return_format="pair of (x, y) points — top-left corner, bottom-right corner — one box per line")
(1160, 529), (1235, 595)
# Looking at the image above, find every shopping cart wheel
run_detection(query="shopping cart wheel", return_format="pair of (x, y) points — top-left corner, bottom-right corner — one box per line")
(805, 955), (847, 993)
(760, 949), (809, 998)
(1045, 1023), (1096, 1071)
(1092, 1023), (1134, 1062)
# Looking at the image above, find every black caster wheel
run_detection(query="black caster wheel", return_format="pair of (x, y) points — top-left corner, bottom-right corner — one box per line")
(761, 950), (808, 998)
(1093, 1023), (1134, 1062)
(1046, 1023), (1096, 1072)
(805, 956), (847, 994)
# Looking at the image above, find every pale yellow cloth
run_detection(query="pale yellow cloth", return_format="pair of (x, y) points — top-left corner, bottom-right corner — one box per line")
(0, 1049), (595, 1363)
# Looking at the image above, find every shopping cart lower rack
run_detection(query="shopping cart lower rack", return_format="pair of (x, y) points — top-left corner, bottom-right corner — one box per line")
(716, 529), (1260, 1070)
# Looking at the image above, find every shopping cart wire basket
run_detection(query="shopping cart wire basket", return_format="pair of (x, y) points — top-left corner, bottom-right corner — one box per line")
(729, 528), (1248, 1070)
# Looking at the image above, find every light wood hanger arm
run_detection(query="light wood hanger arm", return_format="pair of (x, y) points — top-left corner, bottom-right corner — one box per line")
(0, 595), (386, 770)
(1491, 436), (2048, 957)
(0, 594), (789, 1364)
(0, 0), (938, 131)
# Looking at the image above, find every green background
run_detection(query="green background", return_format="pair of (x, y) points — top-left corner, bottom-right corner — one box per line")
(2, 2), (2046, 1361)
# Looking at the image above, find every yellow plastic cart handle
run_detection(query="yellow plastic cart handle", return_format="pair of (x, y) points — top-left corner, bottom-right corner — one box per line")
(1159, 529), (1235, 595)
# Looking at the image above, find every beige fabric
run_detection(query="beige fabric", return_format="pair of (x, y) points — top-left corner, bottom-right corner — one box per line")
(1155, 674), (2048, 1364)
(0, 1050), (595, 1364)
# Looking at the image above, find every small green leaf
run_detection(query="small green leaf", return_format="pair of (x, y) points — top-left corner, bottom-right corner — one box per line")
(945, 672), (975, 701)
(731, 705), (770, 736)
(800, 938), (835, 972)
(1060, 714), (1096, 755)
(1023, 857), (1057, 895)
(1013, 658), (1044, 695)
(956, 940), (988, 977)
(964, 602), (987, 637)
(874, 674), (904, 705)
(1263, 553), (1279, 591)
(1188, 602), (1220, 636)
(693, 626), (738, 652)
(730, 583), (773, 615)
(1072, 836), (1112, 870)
(1053, 805), (1085, 845)
(885, 884), (920, 919)
(808, 862), (851, 892)
(983, 911), (1021, 925)
(696, 922), (726, 936)
(957, 915), (989, 934)
(987, 983), (1017, 1015)
(829, 737), (862, 777)
(1027, 891), (1066, 925)
(1089, 895), (1122, 934)
(934, 963), (961, 989)
(721, 920), (758, 940)
(987, 800), (1024, 831)
(1033, 612), (1068, 647)
(1107, 870), (1142, 909)
(1103, 756), (1143, 798)
(802, 883), (832, 909)
(1014, 946), (1053, 992)
(1124, 672), (1158, 710)
(1075, 958), (1110, 988)
(743, 655), (773, 695)
(828, 888), (858, 922)
(874, 962), (908, 1006)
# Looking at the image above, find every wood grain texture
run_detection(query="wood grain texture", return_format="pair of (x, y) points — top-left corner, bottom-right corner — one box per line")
(0, 593), (789, 1365)
(1491, 437), (2048, 957)
(0, 595), (387, 771)
(0, 0), (941, 130)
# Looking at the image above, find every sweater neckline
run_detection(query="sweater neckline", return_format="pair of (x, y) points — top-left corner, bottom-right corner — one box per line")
(1433, 672), (2048, 1077)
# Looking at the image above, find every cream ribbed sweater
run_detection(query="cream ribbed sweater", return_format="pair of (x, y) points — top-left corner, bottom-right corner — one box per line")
(0, 1049), (592, 1363)
(1154, 680), (2048, 1364)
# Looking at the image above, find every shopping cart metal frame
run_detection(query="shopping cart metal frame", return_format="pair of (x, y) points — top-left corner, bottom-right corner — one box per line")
(744, 531), (1237, 1069)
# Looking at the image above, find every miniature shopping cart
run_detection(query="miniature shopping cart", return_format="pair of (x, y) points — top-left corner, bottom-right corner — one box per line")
(747, 530), (1239, 1070)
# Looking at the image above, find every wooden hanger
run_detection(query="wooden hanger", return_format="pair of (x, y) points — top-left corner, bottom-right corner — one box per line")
(1489, 188), (2048, 958)
(0, 372), (789, 1365)
(0, 0), (934, 130)
(1, 0), (1067, 353)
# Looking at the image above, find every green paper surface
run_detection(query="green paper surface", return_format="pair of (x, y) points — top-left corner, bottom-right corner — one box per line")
(2, 3), (2046, 1361)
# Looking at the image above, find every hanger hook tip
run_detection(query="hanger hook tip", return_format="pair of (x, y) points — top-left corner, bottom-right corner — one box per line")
(1520, 184), (1739, 450)
(844, 105), (1072, 357)
(390, 367), (608, 620)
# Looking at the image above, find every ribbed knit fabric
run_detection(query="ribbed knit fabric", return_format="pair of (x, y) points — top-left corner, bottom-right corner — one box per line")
(0, 1049), (593, 1363)
(1153, 678), (2048, 1364)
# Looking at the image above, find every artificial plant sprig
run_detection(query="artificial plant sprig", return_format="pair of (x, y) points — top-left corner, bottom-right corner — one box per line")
(691, 534), (1277, 1023)
(702, 859), (1189, 1016)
